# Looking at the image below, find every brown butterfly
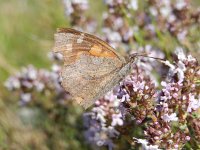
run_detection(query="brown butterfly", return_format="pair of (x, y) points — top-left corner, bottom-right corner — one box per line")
(53, 28), (146, 109)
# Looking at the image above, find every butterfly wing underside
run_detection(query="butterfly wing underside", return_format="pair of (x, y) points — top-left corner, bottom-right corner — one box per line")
(53, 28), (126, 109)
(62, 54), (126, 109)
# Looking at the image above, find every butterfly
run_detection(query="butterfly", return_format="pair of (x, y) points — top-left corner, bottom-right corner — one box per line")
(53, 28), (142, 109)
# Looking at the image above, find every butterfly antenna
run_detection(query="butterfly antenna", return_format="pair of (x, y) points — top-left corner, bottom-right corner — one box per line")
(130, 52), (166, 62)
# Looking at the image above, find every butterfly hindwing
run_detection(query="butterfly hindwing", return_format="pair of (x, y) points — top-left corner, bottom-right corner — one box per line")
(61, 54), (125, 109)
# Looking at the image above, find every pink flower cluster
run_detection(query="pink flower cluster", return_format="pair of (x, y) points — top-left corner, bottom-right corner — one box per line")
(84, 49), (200, 149)
(5, 53), (70, 105)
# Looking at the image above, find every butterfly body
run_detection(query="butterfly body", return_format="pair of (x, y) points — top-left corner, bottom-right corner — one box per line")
(53, 28), (133, 109)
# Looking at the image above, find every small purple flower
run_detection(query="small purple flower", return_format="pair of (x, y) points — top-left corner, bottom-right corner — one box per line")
(187, 94), (200, 112)
(92, 107), (106, 123)
(111, 113), (123, 126)
(4, 77), (20, 90)
(175, 0), (187, 10)
(130, 0), (138, 10)
(185, 136), (190, 141)
(20, 93), (31, 103)
(162, 113), (178, 122)
(133, 81), (145, 92)
(135, 138), (161, 150)
(175, 47), (186, 61)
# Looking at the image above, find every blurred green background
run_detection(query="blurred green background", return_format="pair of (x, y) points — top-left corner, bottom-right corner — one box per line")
(0, 0), (66, 82)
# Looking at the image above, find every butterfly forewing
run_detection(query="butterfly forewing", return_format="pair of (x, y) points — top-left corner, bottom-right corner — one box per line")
(53, 28), (126, 64)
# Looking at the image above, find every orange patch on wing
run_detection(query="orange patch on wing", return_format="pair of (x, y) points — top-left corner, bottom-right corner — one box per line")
(89, 45), (116, 57)
(89, 45), (102, 56)
(101, 50), (116, 57)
